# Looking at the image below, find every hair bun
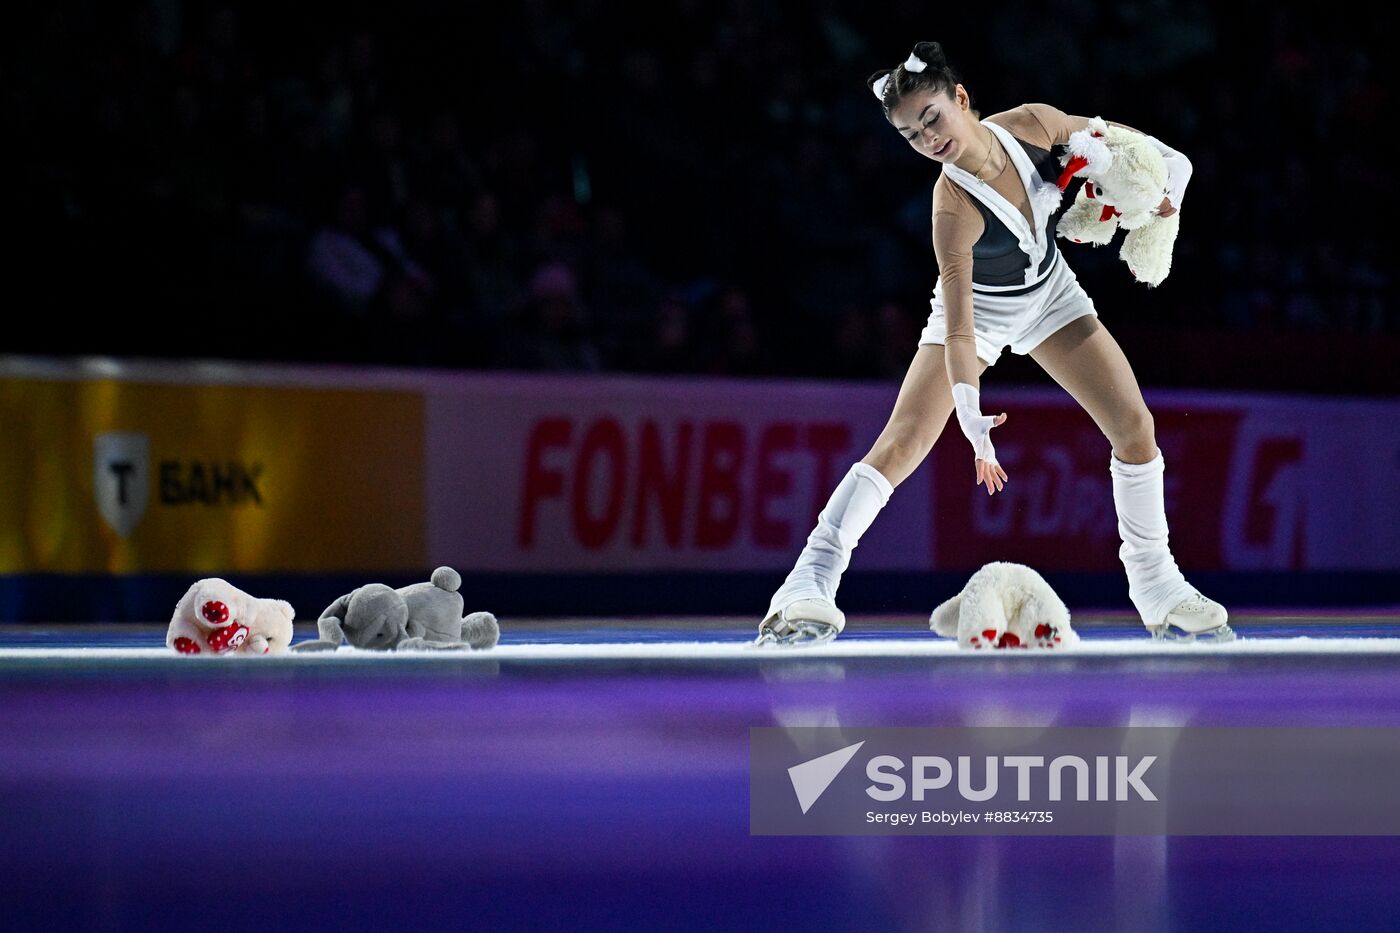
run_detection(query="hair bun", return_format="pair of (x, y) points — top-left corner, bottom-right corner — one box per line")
(910, 41), (948, 69)
(869, 41), (961, 112)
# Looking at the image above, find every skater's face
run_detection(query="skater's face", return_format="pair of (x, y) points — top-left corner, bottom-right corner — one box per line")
(889, 84), (973, 162)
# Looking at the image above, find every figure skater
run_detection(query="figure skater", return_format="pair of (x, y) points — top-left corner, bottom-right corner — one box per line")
(756, 41), (1231, 646)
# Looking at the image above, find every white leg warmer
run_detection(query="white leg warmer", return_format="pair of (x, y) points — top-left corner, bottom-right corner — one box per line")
(766, 462), (893, 618)
(1111, 452), (1196, 626)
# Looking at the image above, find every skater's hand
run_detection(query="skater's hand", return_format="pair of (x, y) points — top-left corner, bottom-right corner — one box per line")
(1153, 197), (1176, 218)
(952, 384), (1007, 495)
(974, 413), (1008, 495)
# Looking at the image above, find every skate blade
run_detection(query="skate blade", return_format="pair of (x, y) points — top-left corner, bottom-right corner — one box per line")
(1145, 622), (1236, 644)
(751, 620), (840, 648)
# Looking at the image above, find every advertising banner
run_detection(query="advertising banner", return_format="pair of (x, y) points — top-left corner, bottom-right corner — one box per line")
(4, 360), (1398, 580)
(426, 379), (1400, 575)
(0, 373), (424, 574)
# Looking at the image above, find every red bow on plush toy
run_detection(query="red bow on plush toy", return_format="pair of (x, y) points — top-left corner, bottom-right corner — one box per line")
(1057, 135), (1122, 224)
(1053, 118), (1179, 287)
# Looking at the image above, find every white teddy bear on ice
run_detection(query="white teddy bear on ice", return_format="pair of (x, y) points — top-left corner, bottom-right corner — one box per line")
(167, 578), (295, 656)
(930, 562), (1079, 650)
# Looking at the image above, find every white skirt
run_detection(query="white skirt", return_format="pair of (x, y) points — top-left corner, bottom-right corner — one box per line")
(920, 252), (1098, 367)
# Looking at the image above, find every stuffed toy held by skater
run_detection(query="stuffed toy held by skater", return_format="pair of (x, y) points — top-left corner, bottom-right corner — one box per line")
(167, 578), (295, 655)
(292, 566), (499, 652)
(1055, 117), (1181, 287)
(930, 562), (1079, 650)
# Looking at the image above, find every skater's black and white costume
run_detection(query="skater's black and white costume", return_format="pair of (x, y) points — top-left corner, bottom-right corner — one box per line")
(758, 82), (1229, 646)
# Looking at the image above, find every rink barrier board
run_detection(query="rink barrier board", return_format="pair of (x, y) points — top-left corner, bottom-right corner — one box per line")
(3, 357), (1398, 623)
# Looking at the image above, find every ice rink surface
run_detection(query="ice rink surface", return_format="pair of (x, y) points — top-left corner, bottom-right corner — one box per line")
(5, 612), (1400, 931)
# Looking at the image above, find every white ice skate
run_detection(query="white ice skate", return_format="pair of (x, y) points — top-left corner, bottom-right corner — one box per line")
(753, 599), (846, 648)
(1146, 593), (1234, 642)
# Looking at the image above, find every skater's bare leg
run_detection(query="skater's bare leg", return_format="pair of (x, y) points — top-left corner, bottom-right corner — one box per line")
(1028, 316), (1155, 463)
(758, 345), (986, 646)
(861, 344), (985, 487)
(1031, 317), (1230, 638)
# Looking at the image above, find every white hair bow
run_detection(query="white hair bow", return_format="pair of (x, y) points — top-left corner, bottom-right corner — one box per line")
(873, 52), (928, 100)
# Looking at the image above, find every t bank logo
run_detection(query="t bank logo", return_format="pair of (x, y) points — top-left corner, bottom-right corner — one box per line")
(94, 432), (150, 538)
(92, 432), (266, 537)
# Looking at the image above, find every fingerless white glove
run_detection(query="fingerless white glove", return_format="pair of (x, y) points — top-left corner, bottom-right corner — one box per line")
(1143, 135), (1192, 211)
(952, 383), (998, 464)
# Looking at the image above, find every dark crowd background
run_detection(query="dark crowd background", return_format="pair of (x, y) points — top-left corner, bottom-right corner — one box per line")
(9, 1), (1397, 393)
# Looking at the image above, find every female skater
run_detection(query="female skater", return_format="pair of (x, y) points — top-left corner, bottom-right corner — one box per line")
(756, 41), (1231, 646)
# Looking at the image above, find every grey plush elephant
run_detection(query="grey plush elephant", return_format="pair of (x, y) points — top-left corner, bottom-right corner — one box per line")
(292, 567), (499, 652)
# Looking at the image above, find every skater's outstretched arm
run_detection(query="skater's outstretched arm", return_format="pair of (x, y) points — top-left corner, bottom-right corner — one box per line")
(932, 185), (1008, 495)
(931, 181), (984, 394)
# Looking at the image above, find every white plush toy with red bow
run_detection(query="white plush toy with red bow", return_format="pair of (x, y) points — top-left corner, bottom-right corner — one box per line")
(167, 578), (295, 656)
(1055, 117), (1182, 287)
